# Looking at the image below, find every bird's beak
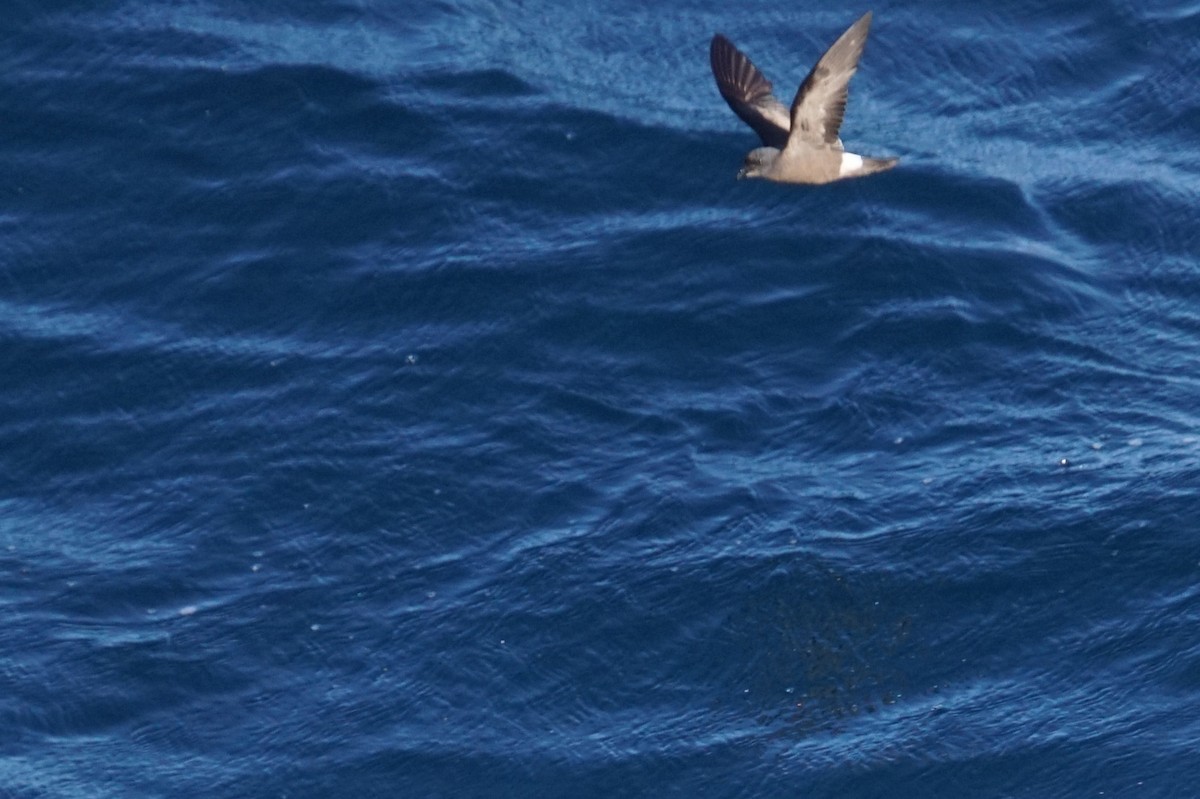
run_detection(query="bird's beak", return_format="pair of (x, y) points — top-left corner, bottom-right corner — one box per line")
(736, 168), (748, 180)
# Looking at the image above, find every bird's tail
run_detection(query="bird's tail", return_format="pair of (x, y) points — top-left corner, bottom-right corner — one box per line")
(861, 157), (899, 176)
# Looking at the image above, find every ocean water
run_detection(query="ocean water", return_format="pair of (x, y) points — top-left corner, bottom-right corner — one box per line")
(2, 0), (1199, 796)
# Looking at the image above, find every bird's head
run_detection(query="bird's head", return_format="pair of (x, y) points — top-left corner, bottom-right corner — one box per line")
(736, 147), (778, 180)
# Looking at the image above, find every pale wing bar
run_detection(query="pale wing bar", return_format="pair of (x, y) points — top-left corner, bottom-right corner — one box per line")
(787, 11), (873, 149)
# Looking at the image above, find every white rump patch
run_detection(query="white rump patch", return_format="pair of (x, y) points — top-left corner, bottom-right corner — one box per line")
(839, 152), (864, 176)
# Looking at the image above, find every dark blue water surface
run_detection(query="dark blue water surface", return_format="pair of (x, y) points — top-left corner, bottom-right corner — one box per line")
(3, 0), (1200, 796)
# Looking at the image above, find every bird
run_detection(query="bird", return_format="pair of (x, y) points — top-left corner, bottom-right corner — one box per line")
(709, 11), (897, 184)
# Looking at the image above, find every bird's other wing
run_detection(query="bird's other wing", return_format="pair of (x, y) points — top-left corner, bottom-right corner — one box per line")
(710, 34), (791, 149)
(786, 11), (872, 149)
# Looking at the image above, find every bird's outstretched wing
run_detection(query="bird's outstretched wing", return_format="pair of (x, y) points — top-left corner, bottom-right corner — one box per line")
(710, 33), (791, 149)
(787, 11), (872, 150)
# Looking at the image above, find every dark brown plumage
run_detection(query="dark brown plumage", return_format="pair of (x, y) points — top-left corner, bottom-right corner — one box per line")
(709, 11), (898, 185)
